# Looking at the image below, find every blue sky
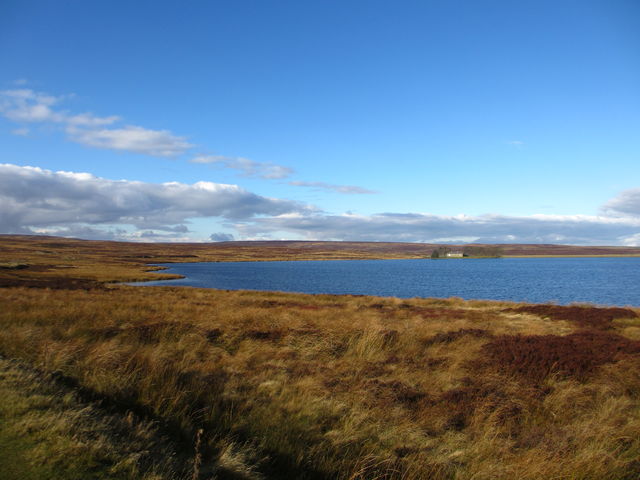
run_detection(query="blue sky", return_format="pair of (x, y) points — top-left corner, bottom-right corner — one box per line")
(1, 0), (640, 244)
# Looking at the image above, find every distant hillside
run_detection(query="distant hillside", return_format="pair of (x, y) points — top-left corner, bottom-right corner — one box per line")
(2, 235), (640, 265)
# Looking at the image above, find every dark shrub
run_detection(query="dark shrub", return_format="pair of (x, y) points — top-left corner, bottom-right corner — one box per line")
(481, 331), (640, 382)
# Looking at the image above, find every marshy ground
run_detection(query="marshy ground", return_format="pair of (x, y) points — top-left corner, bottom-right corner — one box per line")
(1, 235), (640, 479)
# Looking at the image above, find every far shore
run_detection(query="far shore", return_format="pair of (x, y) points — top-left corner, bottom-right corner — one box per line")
(2, 234), (640, 289)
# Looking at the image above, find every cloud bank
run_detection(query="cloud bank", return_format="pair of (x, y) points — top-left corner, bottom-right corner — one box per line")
(0, 164), (309, 239)
(0, 164), (640, 245)
(234, 211), (640, 246)
(1, 164), (639, 245)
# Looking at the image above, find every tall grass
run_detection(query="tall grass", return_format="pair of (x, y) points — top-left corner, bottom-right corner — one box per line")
(1, 284), (639, 479)
(0, 356), (190, 479)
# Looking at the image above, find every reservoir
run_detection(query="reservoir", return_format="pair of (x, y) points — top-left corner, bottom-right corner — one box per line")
(131, 257), (640, 307)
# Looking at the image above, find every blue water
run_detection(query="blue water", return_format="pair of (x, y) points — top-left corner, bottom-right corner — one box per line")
(131, 257), (640, 306)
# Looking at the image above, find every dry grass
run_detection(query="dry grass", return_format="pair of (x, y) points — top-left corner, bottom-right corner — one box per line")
(0, 357), (190, 480)
(1, 235), (640, 479)
(1, 285), (639, 479)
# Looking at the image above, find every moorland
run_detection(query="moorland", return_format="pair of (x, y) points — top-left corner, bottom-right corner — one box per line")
(1, 234), (640, 479)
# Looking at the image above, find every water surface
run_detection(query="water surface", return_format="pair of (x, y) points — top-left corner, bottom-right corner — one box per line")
(132, 257), (640, 306)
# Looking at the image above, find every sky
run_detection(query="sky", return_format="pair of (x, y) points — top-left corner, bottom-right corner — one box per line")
(1, 0), (640, 245)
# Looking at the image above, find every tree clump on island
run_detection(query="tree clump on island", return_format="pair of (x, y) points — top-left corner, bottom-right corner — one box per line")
(430, 246), (451, 259)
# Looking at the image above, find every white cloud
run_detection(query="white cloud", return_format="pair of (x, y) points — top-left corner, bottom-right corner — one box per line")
(603, 189), (640, 218)
(288, 181), (377, 195)
(191, 155), (294, 179)
(0, 89), (191, 158)
(68, 125), (192, 157)
(620, 233), (640, 246)
(0, 164), (310, 238)
(0, 89), (63, 123)
(507, 140), (525, 147)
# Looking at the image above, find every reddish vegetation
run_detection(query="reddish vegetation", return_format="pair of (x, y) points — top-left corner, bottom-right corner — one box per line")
(506, 305), (638, 330)
(0, 276), (102, 290)
(365, 379), (429, 408)
(480, 331), (640, 382)
(435, 376), (549, 432)
(424, 328), (490, 346)
(439, 381), (505, 431)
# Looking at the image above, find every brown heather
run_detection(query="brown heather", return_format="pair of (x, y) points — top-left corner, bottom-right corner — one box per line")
(504, 304), (639, 330)
(1, 235), (640, 479)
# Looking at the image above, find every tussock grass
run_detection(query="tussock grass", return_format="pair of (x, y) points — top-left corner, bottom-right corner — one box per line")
(0, 357), (189, 479)
(1, 284), (640, 479)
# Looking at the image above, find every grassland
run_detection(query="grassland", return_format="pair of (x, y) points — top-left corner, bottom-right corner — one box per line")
(0, 357), (191, 480)
(1, 235), (640, 479)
